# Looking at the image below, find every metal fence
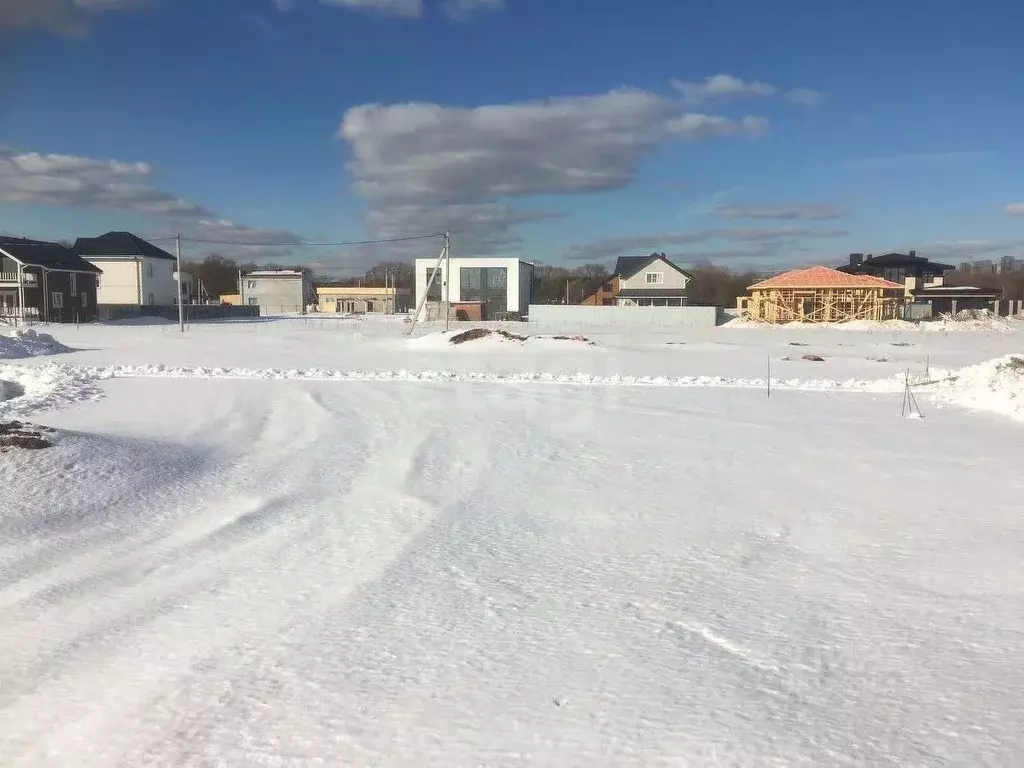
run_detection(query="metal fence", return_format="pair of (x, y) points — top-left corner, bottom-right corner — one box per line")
(527, 305), (723, 328)
(98, 304), (261, 322)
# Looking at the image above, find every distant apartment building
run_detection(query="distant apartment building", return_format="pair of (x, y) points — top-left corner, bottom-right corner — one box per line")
(240, 270), (315, 314)
(999, 255), (1023, 273)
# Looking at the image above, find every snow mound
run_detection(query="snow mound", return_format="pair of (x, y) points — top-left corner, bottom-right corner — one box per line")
(924, 355), (1024, 421)
(0, 329), (70, 359)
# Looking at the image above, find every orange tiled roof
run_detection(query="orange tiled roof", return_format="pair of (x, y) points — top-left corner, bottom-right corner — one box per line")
(748, 266), (905, 290)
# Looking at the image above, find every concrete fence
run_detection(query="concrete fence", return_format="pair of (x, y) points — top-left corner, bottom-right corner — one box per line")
(527, 305), (723, 328)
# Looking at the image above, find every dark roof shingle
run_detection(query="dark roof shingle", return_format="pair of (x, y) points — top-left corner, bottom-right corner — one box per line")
(613, 254), (693, 280)
(0, 237), (101, 272)
(74, 231), (176, 261)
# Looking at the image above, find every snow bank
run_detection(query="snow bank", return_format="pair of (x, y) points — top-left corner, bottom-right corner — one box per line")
(0, 365), (104, 417)
(0, 329), (70, 359)
(922, 354), (1024, 421)
(725, 313), (1023, 333)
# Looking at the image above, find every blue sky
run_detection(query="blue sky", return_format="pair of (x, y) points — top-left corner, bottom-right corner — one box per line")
(2, 0), (1023, 274)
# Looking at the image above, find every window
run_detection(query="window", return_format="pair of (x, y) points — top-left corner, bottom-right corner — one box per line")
(425, 271), (444, 301)
(81, 293), (89, 308)
(460, 267), (508, 314)
(247, 280), (258, 290)
(148, 293), (155, 305)
(248, 297), (258, 306)
(69, 273), (77, 296)
(148, 262), (154, 278)
(51, 292), (64, 309)
(645, 272), (664, 285)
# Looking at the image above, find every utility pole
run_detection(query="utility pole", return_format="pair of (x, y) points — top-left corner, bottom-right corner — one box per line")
(175, 234), (184, 333)
(565, 278), (570, 305)
(444, 231), (451, 332)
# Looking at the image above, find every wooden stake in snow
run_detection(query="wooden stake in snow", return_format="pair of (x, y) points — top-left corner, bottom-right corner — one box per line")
(901, 369), (924, 419)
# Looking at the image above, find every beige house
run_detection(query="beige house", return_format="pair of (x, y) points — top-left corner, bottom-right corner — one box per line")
(316, 285), (410, 314)
(74, 231), (178, 306)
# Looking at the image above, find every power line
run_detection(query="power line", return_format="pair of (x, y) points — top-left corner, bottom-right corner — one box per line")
(169, 232), (445, 248)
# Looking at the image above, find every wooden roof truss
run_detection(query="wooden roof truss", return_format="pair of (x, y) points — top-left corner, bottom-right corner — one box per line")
(747, 286), (902, 324)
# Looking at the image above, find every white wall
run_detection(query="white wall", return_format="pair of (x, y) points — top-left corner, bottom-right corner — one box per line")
(86, 256), (177, 305)
(414, 257), (532, 316)
(528, 305), (721, 327)
(141, 258), (177, 304)
(243, 276), (305, 312)
(619, 257), (691, 291)
(87, 259), (141, 304)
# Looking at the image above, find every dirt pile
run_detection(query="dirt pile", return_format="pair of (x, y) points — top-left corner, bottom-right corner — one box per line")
(0, 421), (55, 451)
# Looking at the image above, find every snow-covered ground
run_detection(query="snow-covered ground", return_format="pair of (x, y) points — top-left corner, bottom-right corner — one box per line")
(1, 317), (1023, 766)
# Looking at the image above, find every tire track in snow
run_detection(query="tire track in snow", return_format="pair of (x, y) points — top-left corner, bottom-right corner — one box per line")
(0, 361), (905, 420)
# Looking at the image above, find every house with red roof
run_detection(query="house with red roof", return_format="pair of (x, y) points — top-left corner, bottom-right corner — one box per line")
(738, 265), (905, 324)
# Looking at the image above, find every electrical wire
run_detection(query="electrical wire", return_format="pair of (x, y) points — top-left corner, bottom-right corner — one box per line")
(145, 232), (446, 247)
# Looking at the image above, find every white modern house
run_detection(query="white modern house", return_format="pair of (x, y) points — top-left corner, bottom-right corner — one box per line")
(240, 270), (315, 314)
(413, 257), (534, 320)
(612, 253), (692, 306)
(74, 231), (178, 306)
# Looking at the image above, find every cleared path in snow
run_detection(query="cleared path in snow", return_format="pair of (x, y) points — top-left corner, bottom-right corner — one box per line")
(2, 379), (1023, 765)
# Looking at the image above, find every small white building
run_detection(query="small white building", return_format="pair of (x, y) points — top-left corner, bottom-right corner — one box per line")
(240, 270), (315, 314)
(74, 231), (178, 306)
(413, 257), (534, 320)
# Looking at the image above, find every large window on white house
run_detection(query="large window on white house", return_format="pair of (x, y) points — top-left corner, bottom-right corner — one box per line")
(645, 272), (664, 285)
(425, 271), (444, 301)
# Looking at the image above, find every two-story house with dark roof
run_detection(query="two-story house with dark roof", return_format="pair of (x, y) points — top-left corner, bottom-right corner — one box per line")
(0, 237), (100, 323)
(583, 253), (692, 306)
(74, 231), (179, 306)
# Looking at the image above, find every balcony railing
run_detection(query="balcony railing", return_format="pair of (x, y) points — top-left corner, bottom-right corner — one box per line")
(0, 271), (38, 284)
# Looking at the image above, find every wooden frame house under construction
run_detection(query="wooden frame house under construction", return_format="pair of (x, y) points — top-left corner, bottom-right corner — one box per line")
(739, 266), (905, 324)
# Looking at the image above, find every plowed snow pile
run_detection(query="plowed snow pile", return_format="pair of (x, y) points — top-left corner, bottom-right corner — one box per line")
(926, 354), (1024, 421)
(0, 329), (69, 359)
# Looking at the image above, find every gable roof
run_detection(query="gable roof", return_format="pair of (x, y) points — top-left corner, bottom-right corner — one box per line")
(613, 254), (693, 280)
(749, 266), (904, 290)
(0, 237), (102, 273)
(74, 231), (176, 261)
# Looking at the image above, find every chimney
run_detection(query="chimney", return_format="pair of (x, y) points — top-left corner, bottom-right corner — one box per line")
(909, 249), (917, 258)
(849, 253), (863, 266)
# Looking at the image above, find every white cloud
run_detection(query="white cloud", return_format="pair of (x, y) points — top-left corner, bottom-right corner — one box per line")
(665, 113), (766, 140)
(671, 74), (777, 104)
(442, 0), (503, 20)
(785, 88), (826, 107)
(0, 0), (140, 35)
(319, 0), (422, 18)
(0, 143), (306, 259)
(1005, 203), (1024, 217)
(0, 146), (210, 217)
(716, 203), (844, 221)
(338, 89), (769, 253)
(565, 227), (848, 262)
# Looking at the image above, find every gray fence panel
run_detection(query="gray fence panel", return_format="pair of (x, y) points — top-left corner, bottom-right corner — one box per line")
(98, 304), (261, 322)
(527, 305), (722, 328)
